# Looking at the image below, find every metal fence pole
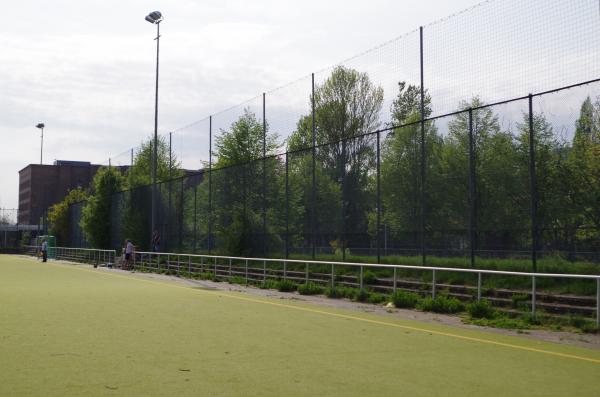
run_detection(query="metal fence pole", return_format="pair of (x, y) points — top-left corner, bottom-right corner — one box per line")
(262, 92), (267, 257)
(419, 25), (426, 267)
(214, 257), (217, 278)
(229, 258), (232, 278)
(285, 151), (289, 259)
(245, 259), (248, 285)
(528, 94), (538, 273)
(263, 260), (266, 281)
(596, 278), (599, 327)
(477, 272), (482, 301)
(468, 108), (476, 268)
(360, 266), (364, 290)
(432, 269), (436, 298)
(179, 177), (184, 252)
(331, 263), (334, 288)
(393, 267), (398, 292)
(376, 130), (381, 263)
(305, 262), (309, 282)
(531, 275), (536, 318)
(193, 185), (197, 254)
(311, 73), (316, 260)
(208, 115), (213, 254)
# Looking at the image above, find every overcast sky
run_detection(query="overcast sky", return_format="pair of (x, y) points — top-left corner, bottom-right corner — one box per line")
(0, 0), (489, 210)
(1, 0), (598, 212)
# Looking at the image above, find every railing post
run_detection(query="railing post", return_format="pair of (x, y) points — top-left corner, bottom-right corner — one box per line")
(188, 256), (191, 275)
(393, 267), (397, 293)
(214, 257), (217, 279)
(331, 263), (334, 288)
(263, 260), (266, 281)
(245, 259), (249, 285)
(531, 275), (536, 318)
(477, 272), (482, 301)
(432, 269), (436, 299)
(305, 262), (309, 282)
(229, 258), (232, 278)
(360, 266), (364, 291)
(283, 260), (287, 280)
(596, 278), (599, 327)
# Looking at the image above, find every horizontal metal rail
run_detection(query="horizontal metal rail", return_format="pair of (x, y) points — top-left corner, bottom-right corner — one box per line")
(23, 245), (117, 267)
(133, 250), (600, 326)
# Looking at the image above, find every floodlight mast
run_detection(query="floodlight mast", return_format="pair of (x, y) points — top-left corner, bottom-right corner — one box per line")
(36, 123), (45, 165)
(145, 11), (163, 246)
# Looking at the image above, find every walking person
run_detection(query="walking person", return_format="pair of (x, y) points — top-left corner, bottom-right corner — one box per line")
(123, 239), (135, 270)
(41, 239), (48, 263)
(151, 230), (161, 253)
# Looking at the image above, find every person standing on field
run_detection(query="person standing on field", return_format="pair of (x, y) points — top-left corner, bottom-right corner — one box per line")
(41, 239), (48, 263)
(151, 230), (161, 253)
(123, 239), (135, 270)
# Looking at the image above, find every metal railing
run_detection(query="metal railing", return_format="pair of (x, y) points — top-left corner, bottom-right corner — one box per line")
(23, 245), (117, 268)
(133, 251), (600, 326)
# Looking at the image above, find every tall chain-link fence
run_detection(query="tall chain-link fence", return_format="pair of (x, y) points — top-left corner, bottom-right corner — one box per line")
(66, 0), (599, 267)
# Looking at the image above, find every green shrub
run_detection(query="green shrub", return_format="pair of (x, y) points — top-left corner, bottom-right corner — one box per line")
(469, 315), (531, 330)
(298, 282), (324, 295)
(277, 279), (297, 292)
(418, 295), (465, 314)
(325, 285), (359, 299)
(510, 294), (529, 310)
(367, 292), (387, 304)
(259, 279), (278, 289)
(467, 299), (496, 319)
(354, 289), (370, 302)
(391, 290), (421, 309)
(325, 286), (343, 298)
(362, 270), (377, 285)
(229, 276), (246, 285)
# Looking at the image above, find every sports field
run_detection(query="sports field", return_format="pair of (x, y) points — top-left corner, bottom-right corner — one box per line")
(1, 255), (599, 396)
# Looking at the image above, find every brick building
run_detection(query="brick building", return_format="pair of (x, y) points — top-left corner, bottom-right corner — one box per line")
(18, 160), (102, 225)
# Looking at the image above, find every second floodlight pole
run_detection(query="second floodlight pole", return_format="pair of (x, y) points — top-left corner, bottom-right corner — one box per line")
(147, 14), (162, 243)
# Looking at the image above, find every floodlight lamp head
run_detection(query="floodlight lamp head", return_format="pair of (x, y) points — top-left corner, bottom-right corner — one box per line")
(145, 11), (163, 24)
(36, 123), (45, 129)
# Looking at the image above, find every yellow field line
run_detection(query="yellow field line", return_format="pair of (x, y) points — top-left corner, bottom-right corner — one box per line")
(27, 258), (600, 365)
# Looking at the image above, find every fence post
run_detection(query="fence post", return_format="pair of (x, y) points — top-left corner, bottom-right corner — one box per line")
(188, 255), (191, 275)
(305, 262), (309, 282)
(596, 278), (599, 327)
(360, 266), (364, 291)
(528, 94), (538, 273)
(432, 269), (436, 298)
(311, 72), (316, 260)
(477, 272), (482, 301)
(283, 260), (287, 280)
(531, 275), (536, 318)
(262, 92), (267, 257)
(208, 115), (213, 255)
(229, 258), (232, 278)
(468, 108), (476, 268)
(263, 260), (266, 281)
(419, 25), (426, 267)
(245, 259), (249, 285)
(331, 263), (334, 288)
(214, 257), (217, 279)
(285, 151), (289, 259)
(393, 267), (397, 293)
(193, 185), (197, 254)
(376, 130), (381, 263)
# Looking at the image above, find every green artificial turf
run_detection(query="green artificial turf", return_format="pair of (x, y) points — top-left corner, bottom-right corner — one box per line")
(1, 255), (599, 396)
